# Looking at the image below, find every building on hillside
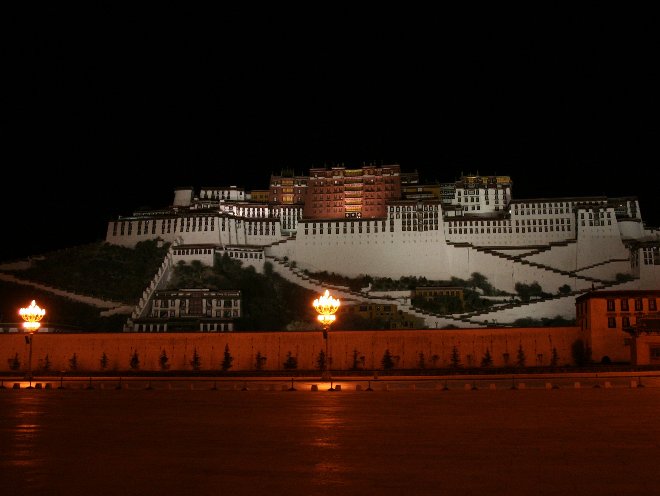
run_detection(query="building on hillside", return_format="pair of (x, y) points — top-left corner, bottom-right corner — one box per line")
(575, 290), (660, 363)
(249, 190), (270, 202)
(200, 186), (246, 201)
(340, 302), (426, 329)
(411, 286), (465, 303)
(128, 289), (241, 332)
(627, 315), (660, 366)
(401, 183), (441, 201)
(105, 164), (660, 328)
(268, 170), (308, 205)
(304, 164), (402, 219)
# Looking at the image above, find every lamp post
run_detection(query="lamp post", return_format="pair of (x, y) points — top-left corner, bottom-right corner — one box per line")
(313, 289), (340, 382)
(19, 300), (46, 384)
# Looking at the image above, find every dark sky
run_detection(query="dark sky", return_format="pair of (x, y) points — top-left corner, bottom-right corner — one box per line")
(3, 6), (658, 261)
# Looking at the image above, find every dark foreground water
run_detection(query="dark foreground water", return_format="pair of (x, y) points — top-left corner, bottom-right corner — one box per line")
(1, 384), (659, 496)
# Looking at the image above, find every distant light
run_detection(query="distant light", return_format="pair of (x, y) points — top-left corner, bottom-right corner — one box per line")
(313, 289), (340, 325)
(19, 300), (46, 332)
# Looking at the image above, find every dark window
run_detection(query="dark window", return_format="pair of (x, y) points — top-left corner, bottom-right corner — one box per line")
(606, 299), (615, 311)
(620, 299), (629, 311)
(634, 299), (643, 311)
(650, 299), (657, 311)
(608, 317), (616, 328)
(622, 316), (630, 328)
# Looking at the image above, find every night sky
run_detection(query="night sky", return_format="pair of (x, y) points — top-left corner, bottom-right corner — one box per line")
(3, 6), (658, 261)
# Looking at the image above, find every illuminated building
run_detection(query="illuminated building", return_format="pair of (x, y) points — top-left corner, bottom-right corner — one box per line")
(106, 165), (660, 328)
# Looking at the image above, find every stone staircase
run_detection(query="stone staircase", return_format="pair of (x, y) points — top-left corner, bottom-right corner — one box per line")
(471, 245), (615, 285)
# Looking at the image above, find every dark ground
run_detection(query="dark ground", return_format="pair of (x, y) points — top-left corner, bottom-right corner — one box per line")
(1, 378), (660, 496)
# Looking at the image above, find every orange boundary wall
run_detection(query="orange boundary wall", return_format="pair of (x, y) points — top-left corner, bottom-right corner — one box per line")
(0, 327), (582, 373)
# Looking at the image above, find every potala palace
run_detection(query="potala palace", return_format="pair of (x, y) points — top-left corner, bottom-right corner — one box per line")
(105, 164), (660, 329)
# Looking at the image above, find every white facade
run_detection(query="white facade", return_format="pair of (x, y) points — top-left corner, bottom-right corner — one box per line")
(107, 181), (660, 324)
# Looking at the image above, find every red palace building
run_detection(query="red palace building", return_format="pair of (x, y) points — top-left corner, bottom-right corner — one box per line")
(302, 164), (403, 220)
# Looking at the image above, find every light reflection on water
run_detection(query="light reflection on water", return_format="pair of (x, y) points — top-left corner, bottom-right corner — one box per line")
(3, 395), (45, 472)
(306, 401), (352, 486)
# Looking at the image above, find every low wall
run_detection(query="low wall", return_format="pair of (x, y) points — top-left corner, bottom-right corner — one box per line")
(0, 327), (583, 373)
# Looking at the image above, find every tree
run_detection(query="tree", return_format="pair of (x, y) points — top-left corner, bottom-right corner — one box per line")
(9, 353), (20, 371)
(190, 348), (201, 371)
(550, 347), (559, 367)
(481, 348), (493, 367)
(255, 351), (267, 370)
(130, 350), (140, 370)
(516, 344), (526, 368)
(350, 349), (361, 370)
(283, 351), (298, 370)
(558, 284), (571, 295)
(450, 346), (462, 368)
(571, 339), (592, 366)
(69, 353), (78, 371)
(315, 350), (326, 371)
(159, 350), (170, 370)
(99, 352), (108, 370)
(381, 349), (395, 370)
(221, 344), (233, 372)
(43, 354), (52, 372)
(417, 352), (426, 369)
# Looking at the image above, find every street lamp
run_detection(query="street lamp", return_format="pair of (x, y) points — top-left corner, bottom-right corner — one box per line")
(19, 300), (46, 384)
(313, 289), (340, 381)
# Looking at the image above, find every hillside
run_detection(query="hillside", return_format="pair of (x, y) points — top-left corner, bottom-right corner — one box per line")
(0, 240), (170, 332)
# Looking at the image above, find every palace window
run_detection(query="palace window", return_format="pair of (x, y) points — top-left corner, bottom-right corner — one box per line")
(620, 299), (629, 311)
(608, 317), (616, 328)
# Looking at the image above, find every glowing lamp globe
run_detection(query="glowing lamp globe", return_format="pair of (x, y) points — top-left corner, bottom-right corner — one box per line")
(19, 300), (46, 332)
(313, 289), (340, 327)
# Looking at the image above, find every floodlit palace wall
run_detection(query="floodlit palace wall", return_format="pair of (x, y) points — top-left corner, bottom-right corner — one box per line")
(1, 327), (583, 373)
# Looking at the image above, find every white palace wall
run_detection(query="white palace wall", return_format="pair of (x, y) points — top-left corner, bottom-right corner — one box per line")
(293, 221), (453, 279)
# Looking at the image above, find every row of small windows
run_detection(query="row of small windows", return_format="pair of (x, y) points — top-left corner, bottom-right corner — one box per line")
(220, 220), (276, 234)
(134, 323), (233, 332)
(515, 218), (571, 226)
(247, 222), (273, 236)
(305, 220), (389, 235)
(580, 221), (612, 227)
(457, 188), (507, 198)
(449, 226), (571, 235)
(514, 202), (572, 209)
(227, 251), (263, 260)
(642, 248), (659, 265)
(606, 298), (657, 312)
(151, 308), (240, 318)
(580, 212), (611, 219)
(450, 227), (512, 234)
(390, 205), (439, 212)
(174, 249), (213, 256)
(113, 218), (216, 236)
(448, 220), (508, 227)
(155, 298), (238, 308)
(237, 207), (271, 218)
(457, 195), (502, 203)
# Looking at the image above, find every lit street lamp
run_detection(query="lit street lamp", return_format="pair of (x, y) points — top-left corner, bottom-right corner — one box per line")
(313, 289), (340, 381)
(19, 300), (46, 384)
